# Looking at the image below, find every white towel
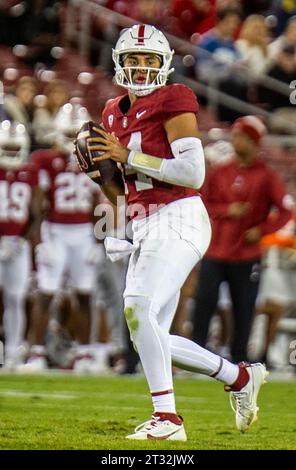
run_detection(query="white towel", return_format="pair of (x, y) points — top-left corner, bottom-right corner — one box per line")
(104, 237), (138, 262)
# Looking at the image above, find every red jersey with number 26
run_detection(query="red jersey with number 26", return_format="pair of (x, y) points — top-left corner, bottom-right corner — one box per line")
(32, 149), (98, 224)
(101, 84), (199, 218)
(0, 163), (38, 236)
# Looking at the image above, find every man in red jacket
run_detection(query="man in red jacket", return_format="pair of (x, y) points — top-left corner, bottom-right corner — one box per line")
(193, 115), (292, 363)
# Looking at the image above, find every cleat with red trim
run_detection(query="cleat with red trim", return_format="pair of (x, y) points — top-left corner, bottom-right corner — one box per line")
(126, 412), (187, 441)
(225, 362), (269, 432)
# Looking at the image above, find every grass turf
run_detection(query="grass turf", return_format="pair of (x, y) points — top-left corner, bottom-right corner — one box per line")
(0, 373), (295, 450)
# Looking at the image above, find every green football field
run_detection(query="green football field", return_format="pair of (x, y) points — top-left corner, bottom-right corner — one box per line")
(0, 372), (295, 450)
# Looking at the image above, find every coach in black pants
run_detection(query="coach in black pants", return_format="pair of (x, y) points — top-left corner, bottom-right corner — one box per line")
(192, 116), (292, 362)
(193, 258), (260, 362)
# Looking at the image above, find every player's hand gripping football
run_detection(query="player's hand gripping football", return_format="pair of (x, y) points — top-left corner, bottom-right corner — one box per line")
(74, 121), (125, 201)
(87, 127), (129, 164)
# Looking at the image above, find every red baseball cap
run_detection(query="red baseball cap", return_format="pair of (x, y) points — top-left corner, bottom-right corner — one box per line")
(232, 116), (266, 144)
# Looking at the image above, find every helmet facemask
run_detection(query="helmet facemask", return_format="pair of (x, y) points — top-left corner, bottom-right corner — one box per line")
(114, 51), (173, 96)
(112, 25), (174, 96)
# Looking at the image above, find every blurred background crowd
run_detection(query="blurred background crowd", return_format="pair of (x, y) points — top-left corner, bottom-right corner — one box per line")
(0, 0), (296, 377)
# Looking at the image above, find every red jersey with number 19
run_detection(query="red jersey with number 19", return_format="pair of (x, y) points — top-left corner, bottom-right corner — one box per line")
(101, 84), (199, 218)
(0, 164), (38, 236)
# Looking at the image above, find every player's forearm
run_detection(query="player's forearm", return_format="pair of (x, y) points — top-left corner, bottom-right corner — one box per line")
(22, 188), (45, 243)
(206, 202), (234, 219)
(258, 208), (292, 236)
(127, 137), (205, 189)
(22, 211), (43, 244)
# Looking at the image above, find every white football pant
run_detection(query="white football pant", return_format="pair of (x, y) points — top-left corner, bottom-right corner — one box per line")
(36, 222), (102, 293)
(0, 237), (31, 361)
(123, 196), (228, 393)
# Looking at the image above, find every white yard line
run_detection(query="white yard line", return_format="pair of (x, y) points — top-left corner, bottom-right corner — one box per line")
(0, 390), (76, 399)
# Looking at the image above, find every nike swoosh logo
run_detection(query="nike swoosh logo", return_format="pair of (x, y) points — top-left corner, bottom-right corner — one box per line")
(179, 148), (195, 154)
(136, 110), (147, 119)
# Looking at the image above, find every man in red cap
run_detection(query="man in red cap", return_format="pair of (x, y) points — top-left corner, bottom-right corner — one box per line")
(192, 115), (293, 363)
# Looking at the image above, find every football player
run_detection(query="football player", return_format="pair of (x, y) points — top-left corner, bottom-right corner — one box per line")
(0, 120), (42, 369)
(255, 215), (296, 366)
(85, 25), (268, 440)
(26, 103), (105, 372)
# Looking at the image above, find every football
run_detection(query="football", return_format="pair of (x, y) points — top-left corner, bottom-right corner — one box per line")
(75, 121), (122, 186)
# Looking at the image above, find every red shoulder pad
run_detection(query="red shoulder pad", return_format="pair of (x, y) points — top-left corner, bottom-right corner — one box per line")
(161, 84), (199, 118)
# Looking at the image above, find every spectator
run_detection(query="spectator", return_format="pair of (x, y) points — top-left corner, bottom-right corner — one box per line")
(236, 15), (271, 76)
(192, 116), (292, 362)
(0, 0), (30, 46)
(197, 8), (254, 122)
(131, 0), (167, 28)
(258, 44), (296, 110)
(196, 7), (249, 121)
(268, 16), (296, 60)
(32, 79), (70, 148)
(105, 0), (130, 15)
(23, 0), (61, 67)
(266, 44), (295, 108)
(257, 43), (296, 133)
(3, 76), (38, 147)
(269, 0), (296, 36)
(196, 6), (242, 81)
(90, 0), (131, 70)
(170, 0), (216, 39)
(240, 0), (273, 18)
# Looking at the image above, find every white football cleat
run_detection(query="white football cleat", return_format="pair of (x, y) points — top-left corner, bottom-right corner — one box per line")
(126, 412), (187, 441)
(225, 362), (269, 432)
(18, 354), (48, 373)
(3, 356), (18, 371)
(73, 349), (111, 375)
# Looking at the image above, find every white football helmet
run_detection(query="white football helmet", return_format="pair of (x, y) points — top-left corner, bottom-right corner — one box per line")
(113, 24), (174, 96)
(54, 102), (90, 155)
(0, 120), (29, 169)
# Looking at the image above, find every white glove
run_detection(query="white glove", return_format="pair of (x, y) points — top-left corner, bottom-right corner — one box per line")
(86, 244), (105, 265)
(35, 242), (58, 267)
(0, 236), (25, 261)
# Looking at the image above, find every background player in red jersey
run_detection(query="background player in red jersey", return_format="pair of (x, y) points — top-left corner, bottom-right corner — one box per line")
(25, 104), (105, 372)
(192, 116), (293, 363)
(84, 24), (269, 440)
(0, 120), (42, 369)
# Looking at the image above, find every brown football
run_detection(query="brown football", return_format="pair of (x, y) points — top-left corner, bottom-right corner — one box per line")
(75, 121), (123, 187)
